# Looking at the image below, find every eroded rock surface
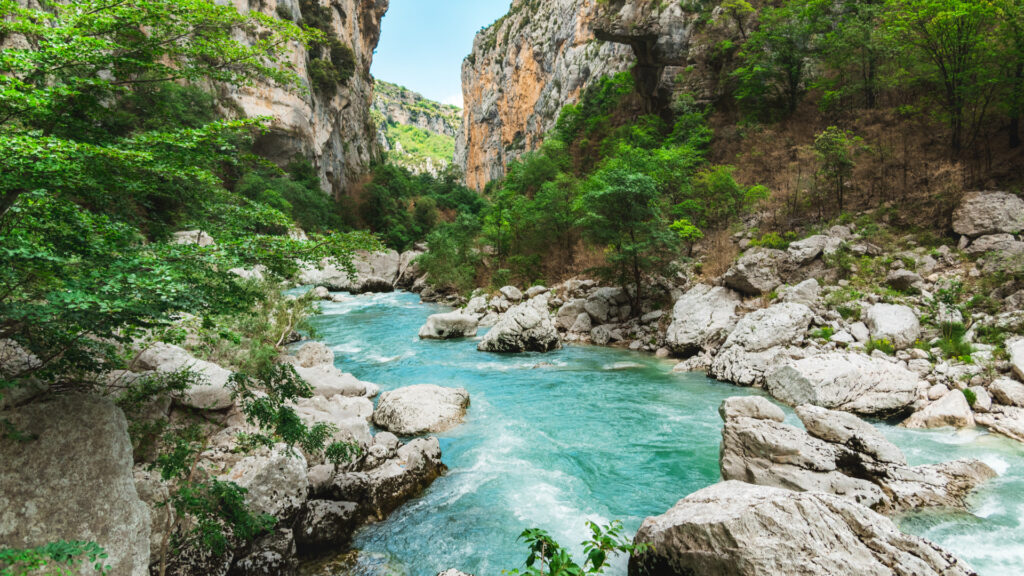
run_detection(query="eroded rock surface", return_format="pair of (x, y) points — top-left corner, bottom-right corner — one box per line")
(372, 384), (470, 435)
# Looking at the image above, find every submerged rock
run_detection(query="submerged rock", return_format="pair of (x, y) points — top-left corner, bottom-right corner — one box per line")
(477, 300), (560, 353)
(665, 284), (741, 355)
(0, 396), (151, 576)
(373, 384), (470, 435)
(419, 311), (479, 340)
(765, 352), (920, 416)
(629, 481), (977, 576)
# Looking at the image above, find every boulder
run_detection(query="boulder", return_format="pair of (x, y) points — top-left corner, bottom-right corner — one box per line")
(419, 312), (479, 340)
(965, 233), (1024, 255)
(293, 500), (359, 554)
(991, 378), (1024, 407)
(569, 313), (592, 334)
(294, 341), (334, 368)
(294, 395), (373, 448)
(786, 235), (829, 264)
(779, 278), (820, 306)
(554, 299), (587, 330)
(970, 386), (992, 412)
(134, 343), (234, 410)
(396, 250), (424, 288)
(133, 468), (173, 563)
(525, 286), (548, 298)
(718, 396), (785, 422)
(292, 364), (379, 399)
(172, 230), (215, 246)
(629, 482), (976, 576)
(885, 269), (923, 292)
(952, 190), (1024, 237)
(976, 406), (1024, 443)
(477, 300), (560, 353)
(372, 384), (470, 436)
(709, 303), (814, 387)
(722, 248), (791, 295)
(0, 396), (151, 576)
(228, 266), (266, 282)
(327, 437), (445, 519)
(864, 303), (921, 350)
(904, 391), (975, 428)
(1009, 338), (1024, 380)
(231, 528), (298, 576)
(719, 400), (994, 514)
(665, 284), (741, 355)
(499, 285), (523, 302)
(765, 352), (920, 415)
(298, 250), (401, 293)
(220, 445), (308, 519)
(464, 295), (489, 318)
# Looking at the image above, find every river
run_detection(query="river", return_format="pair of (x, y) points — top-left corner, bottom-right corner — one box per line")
(300, 291), (1024, 576)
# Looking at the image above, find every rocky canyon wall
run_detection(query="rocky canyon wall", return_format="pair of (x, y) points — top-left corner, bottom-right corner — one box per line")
(457, 0), (711, 191)
(222, 0), (389, 197)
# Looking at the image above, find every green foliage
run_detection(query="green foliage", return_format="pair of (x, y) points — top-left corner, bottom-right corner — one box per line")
(749, 231), (797, 250)
(866, 338), (896, 355)
(383, 123), (457, 167)
(418, 214), (484, 293)
(811, 326), (836, 341)
(963, 387), (978, 407)
(813, 127), (862, 214)
(506, 521), (651, 576)
(0, 541), (109, 576)
(235, 160), (344, 233)
(937, 322), (974, 361)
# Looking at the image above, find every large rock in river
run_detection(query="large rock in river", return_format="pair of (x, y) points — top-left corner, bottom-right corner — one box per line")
(952, 190), (1024, 238)
(719, 398), (995, 514)
(0, 396), (151, 576)
(299, 250), (402, 293)
(419, 311), (479, 339)
(665, 284), (741, 355)
(373, 384), (470, 435)
(709, 302), (813, 387)
(477, 299), (560, 353)
(765, 352), (920, 416)
(629, 481), (977, 576)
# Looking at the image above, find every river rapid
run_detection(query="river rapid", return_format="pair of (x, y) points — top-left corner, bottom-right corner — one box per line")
(300, 291), (1024, 576)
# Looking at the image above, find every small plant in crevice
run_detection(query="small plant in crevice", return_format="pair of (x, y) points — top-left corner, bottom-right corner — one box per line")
(865, 338), (895, 356)
(962, 388), (977, 408)
(811, 326), (835, 341)
(936, 322), (973, 362)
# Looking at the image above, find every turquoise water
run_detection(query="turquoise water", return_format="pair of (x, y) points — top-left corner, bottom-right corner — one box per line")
(302, 291), (1024, 576)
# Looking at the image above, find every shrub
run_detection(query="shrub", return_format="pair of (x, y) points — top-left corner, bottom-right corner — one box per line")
(937, 322), (973, 361)
(811, 326), (835, 341)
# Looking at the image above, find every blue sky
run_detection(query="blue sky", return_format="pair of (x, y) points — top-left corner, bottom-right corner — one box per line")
(370, 0), (512, 108)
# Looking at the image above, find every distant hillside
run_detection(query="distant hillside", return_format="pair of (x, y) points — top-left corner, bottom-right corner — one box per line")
(372, 80), (462, 176)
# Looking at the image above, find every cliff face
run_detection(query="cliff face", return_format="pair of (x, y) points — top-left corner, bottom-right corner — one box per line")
(456, 0), (635, 191)
(372, 80), (461, 176)
(223, 0), (389, 197)
(457, 0), (705, 191)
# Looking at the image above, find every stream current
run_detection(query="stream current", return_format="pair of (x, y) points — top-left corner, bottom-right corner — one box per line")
(301, 291), (1024, 576)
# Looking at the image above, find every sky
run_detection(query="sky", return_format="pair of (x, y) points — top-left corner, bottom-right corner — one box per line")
(370, 0), (512, 108)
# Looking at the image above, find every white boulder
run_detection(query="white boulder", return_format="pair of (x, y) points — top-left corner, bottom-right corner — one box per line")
(864, 303), (921, 350)
(373, 384), (470, 435)
(419, 312), (479, 340)
(665, 284), (741, 354)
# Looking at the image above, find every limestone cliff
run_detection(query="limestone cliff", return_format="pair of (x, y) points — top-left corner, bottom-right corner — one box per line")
(372, 80), (461, 176)
(457, 0), (710, 191)
(223, 0), (389, 197)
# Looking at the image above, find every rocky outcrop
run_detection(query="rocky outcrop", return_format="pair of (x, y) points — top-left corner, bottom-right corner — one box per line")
(629, 481), (977, 576)
(372, 385), (470, 435)
(903, 390), (975, 428)
(299, 249), (403, 293)
(477, 298), (561, 353)
(952, 191), (1024, 238)
(0, 396), (151, 576)
(419, 312), (479, 339)
(457, 0), (636, 190)
(722, 248), (792, 295)
(220, 445), (309, 519)
(225, 0), (389, 197)
(765, 352), (920, 416)
(719, 398), (995, 514)
(665, 284), (741, 355)
(289, 342), (379, 398)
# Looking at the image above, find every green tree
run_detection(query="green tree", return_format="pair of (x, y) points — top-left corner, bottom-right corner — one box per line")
(816, 0), (893, 110)
(886, 0), (1001, 153)
(813, 126), (862, 214)
(578, 166), (676, 309)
